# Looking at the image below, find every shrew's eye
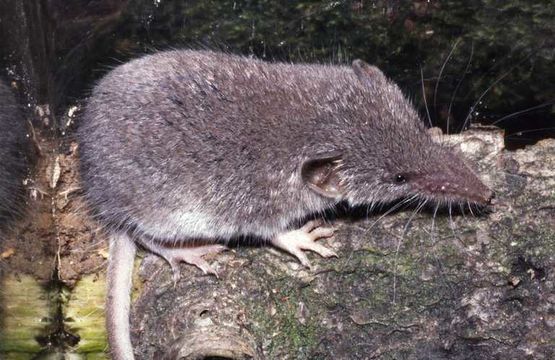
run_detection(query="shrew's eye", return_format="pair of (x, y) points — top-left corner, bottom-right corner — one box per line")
(394, 174), (407, 184)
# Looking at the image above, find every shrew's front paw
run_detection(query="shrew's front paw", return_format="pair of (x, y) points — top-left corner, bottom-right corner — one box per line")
(270, 220), (337, 269)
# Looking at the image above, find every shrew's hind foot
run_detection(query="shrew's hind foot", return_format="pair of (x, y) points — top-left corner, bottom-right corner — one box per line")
(142, 242), (227, 283)
(271, 220), (337, 269)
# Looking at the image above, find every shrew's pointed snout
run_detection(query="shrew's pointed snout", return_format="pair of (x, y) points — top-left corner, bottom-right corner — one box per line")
(411, 148), (494, 207)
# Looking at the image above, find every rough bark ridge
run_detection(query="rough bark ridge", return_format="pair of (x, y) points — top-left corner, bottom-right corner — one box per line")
(127, 127), (554, 359)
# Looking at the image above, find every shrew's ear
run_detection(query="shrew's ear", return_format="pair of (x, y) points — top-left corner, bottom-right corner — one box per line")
(352, 59), (387, 86)
(301, 151), (344, 198)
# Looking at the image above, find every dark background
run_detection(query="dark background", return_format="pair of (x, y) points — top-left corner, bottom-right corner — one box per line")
(0, 0), (554, 148)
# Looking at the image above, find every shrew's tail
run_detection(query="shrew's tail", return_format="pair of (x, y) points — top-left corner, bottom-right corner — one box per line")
(106, 232), (137, 360)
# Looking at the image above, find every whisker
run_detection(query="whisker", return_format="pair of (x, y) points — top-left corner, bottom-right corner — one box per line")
(434, 38), (461, 112)
(368, 194), (418, 230)
(447, 200), (458, 239)
(447, 40), (474, 134)
(420, 203), (442, 275)
(458, 42), (543, 105)
(392, 198), (428, 304)
(467, 200), (476, 217)
(432, 251), (456, 300)
(430, 203), (440, 243)
(461, 51), (536, 132)
(420, 66), (433, 128)
(459, 202), (466, 219)
(404, 199), (428, 234)
(492, 100), (555, 126)
(342, 195), (417, 274)
(505, 127), (555, 137)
